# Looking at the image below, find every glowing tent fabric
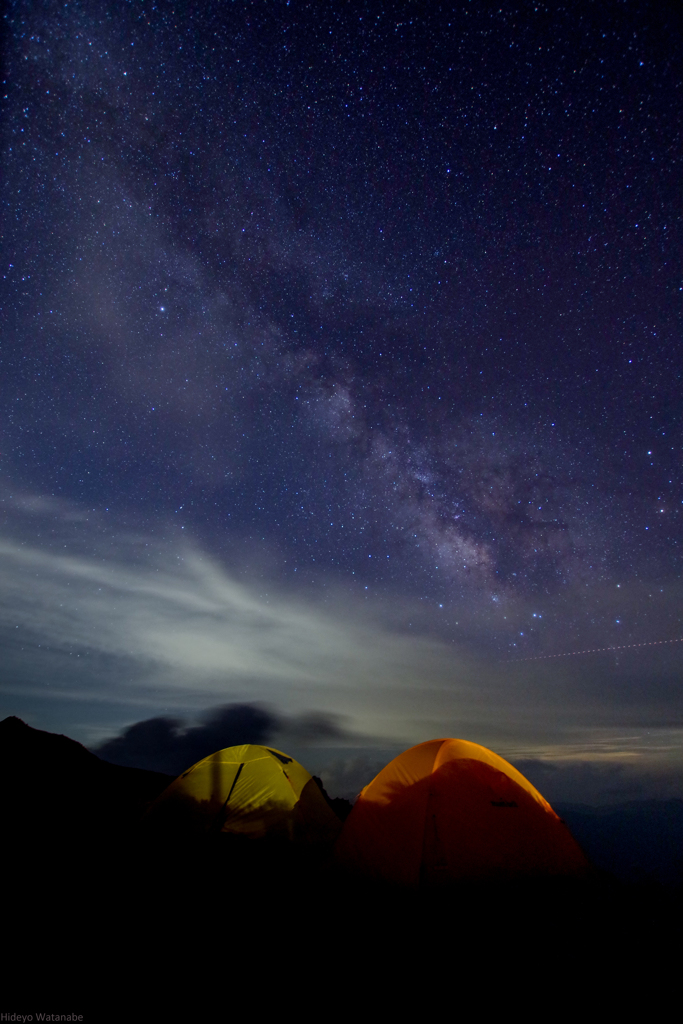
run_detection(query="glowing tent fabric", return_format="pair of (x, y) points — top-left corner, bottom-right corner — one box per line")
(149, 744), (342, 844)
(336, 739), (588, 883)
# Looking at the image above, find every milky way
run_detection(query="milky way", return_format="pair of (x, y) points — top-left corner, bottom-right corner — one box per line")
(2, 3), (682, 786)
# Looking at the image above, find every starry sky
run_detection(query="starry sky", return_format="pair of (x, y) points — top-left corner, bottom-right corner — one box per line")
(2, 1), (682, 802)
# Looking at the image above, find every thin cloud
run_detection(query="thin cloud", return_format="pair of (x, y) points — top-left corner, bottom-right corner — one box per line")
(0, 512), (461, 734)
(1, 495), (682, 781)
(94, 703), (357, 776)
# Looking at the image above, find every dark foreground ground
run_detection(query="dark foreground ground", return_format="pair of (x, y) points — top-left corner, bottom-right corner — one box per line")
(5, 835), (681, 1020)
(3, 717), (681, 1020)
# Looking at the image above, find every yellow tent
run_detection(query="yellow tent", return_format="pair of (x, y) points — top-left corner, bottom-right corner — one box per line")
(148, 744), (342, 844)
(335, 739), (588, 884)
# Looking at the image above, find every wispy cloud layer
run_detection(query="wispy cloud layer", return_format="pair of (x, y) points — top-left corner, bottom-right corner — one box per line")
(1, 491), (682, 789)
(0, 495), (461, 736)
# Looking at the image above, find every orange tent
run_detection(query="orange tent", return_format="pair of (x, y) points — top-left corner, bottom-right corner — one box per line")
(335, 739), (588, 884)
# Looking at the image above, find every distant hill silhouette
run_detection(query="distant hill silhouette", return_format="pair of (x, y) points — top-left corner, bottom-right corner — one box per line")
(558, 800), (683, 887)
(0, 716), (174, 846)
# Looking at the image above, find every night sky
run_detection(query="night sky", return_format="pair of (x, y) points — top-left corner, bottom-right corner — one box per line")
(2, 0), (682, 803)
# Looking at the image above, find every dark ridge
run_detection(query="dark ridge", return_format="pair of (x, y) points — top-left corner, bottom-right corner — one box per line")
(312, 774), (354, 822)
(0, 715), (174, 844)
(557, 800), (683, 887)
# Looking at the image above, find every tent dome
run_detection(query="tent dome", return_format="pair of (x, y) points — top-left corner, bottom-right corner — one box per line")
(335, 739), (588, 883)
(148, 744), (341, 844)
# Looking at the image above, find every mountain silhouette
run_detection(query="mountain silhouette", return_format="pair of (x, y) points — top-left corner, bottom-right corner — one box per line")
(0, 715), (174, 846)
